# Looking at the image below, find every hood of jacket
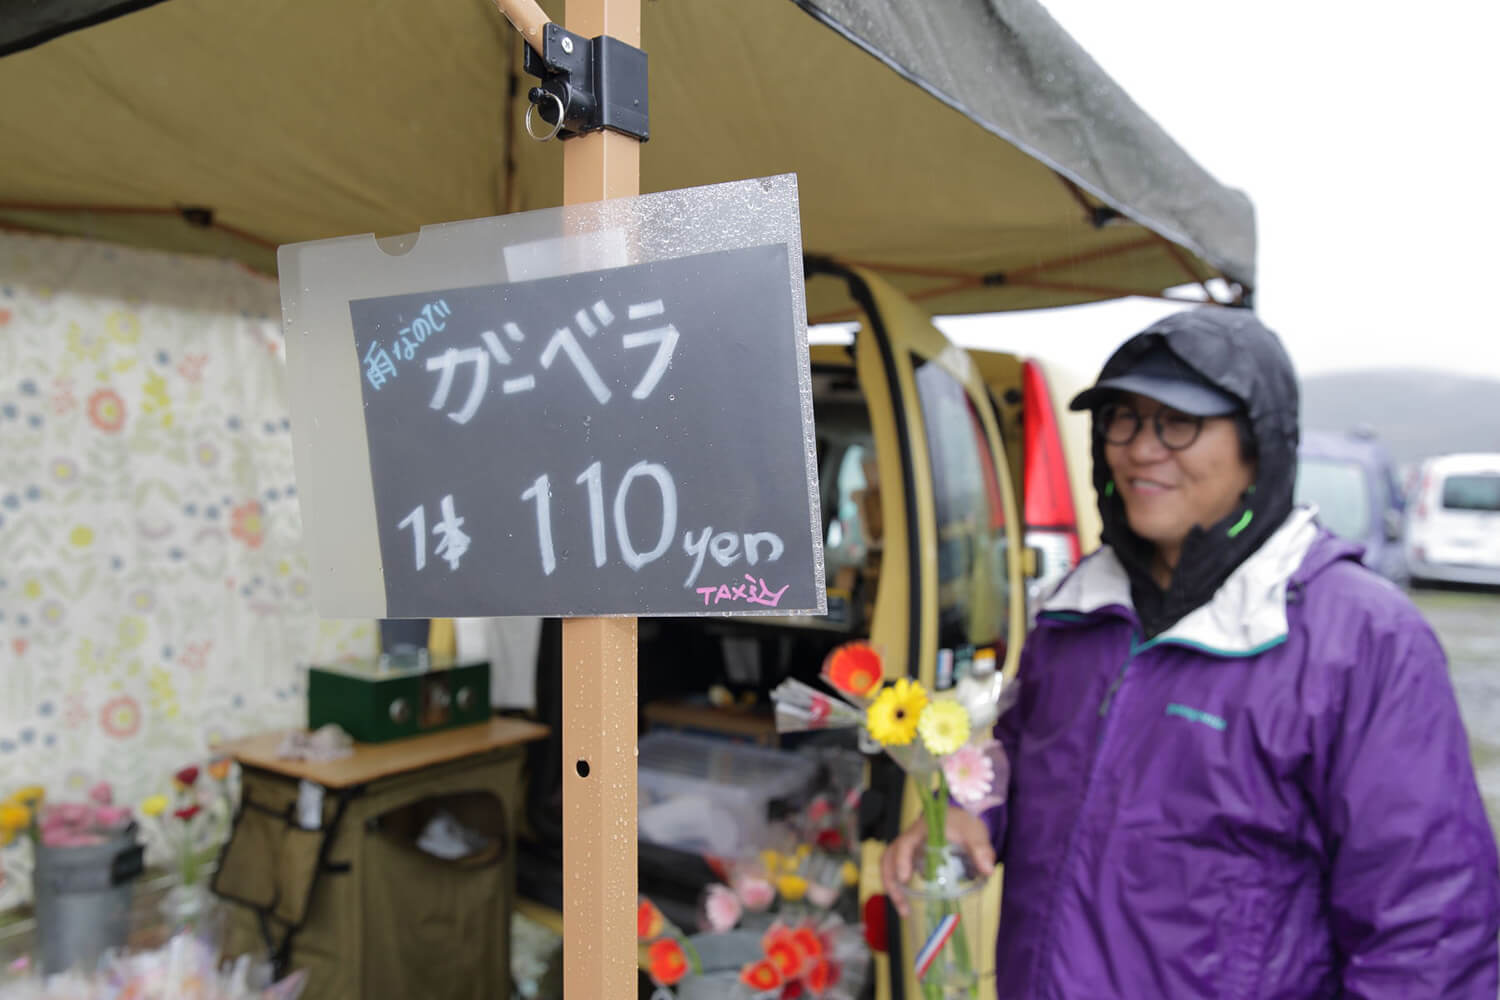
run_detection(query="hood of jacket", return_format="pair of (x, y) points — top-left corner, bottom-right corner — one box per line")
(1088, 307), (1301, 637)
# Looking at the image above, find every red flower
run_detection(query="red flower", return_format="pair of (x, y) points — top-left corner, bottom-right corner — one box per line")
(815, 828), (845, 852)
(792, 926), (824, 966)
(173, 805), (202, 822)
(86, 388), (126, 433)
(637, 897), (665, 940)
(174, 765), (200, 788)
(647, 938), (688, 986)
(740, 960), (782, 992)
(822, 642), (882, 698)
(805, 958), (836, 995)
(763, 926), (804, 980)
(780, 982), (804, 999)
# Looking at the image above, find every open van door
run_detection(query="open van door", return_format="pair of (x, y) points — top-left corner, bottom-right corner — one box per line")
(819, 264), (1024, 1000)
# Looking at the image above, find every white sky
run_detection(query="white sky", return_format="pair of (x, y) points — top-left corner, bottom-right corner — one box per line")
(935, 0), (1500, 383)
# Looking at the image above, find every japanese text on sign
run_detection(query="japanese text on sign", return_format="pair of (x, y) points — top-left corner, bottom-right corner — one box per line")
(363, 298), (452, 389)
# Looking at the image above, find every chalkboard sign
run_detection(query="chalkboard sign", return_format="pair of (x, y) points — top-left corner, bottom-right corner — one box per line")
(281, 175), (823, 619)
(344, 243), (820, 616)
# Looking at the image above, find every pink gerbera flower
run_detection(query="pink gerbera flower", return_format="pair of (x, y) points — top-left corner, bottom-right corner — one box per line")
(942, 742), (995, 805)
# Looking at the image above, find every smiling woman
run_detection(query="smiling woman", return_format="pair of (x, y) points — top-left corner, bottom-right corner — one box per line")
(883, 306), (1500, 999)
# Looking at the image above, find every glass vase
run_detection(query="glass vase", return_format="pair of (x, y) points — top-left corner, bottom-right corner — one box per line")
(158, 880), (214, 937)
(904, 843), (988, 1000)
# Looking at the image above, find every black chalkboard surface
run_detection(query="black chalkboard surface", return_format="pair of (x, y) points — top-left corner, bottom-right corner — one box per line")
(346, 243), (823, 618)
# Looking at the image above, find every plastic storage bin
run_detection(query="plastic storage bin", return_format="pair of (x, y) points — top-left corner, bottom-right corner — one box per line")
(637, 732), (819, 857)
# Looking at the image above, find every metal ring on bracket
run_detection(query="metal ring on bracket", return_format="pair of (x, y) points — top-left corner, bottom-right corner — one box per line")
(524, 90), (566, 142)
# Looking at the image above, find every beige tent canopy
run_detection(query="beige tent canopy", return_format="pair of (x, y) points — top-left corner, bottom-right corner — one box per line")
(0, 0), (1254, 321)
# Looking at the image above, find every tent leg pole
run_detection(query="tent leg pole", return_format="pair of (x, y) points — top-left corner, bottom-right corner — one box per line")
(562, 616), (639, 998)
(561, 2), (642, 998)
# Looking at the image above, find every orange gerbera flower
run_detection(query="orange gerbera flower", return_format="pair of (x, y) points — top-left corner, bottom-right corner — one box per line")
(822, 642), (882, 699)
(637, 897), (665, 940)
(739, 959), (782, 992)
(763, 925), (804, 980)
(647, 937), (689, 986)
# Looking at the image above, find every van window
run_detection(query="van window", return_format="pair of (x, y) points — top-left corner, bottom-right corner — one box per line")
(911, 356), (1010, 654)
(1296, 458), (1371, 539)
(1442, 473), (1500, 512)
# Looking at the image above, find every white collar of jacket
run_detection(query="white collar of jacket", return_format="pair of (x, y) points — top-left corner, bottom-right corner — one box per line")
(1041, 506), (1321, 656)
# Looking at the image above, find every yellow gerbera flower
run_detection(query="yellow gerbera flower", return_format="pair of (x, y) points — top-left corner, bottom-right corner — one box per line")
(866, 678), (929, 747)
(140, 794), (169, 818)
(917, 700), (972, 756)
(839, 860), (860, 887)
(0, 802), (31, 833)
(11, 786), (45, 809)
(775, 874), (809, 902)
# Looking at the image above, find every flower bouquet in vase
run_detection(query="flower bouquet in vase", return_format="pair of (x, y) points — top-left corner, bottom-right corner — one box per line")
(771, 642), (1014, 999)
(139, 759), (236, 934)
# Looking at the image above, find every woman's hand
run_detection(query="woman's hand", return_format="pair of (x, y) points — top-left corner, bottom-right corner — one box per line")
(879, 807), (995, 918)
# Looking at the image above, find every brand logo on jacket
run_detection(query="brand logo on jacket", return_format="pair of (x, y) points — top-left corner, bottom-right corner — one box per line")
(1164, 702), (1226, 732)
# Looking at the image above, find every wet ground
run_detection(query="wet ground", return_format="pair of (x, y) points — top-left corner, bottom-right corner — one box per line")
(1413, 586), (1500, 836)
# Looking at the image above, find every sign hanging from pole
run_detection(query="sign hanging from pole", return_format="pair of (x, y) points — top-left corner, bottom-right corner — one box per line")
(280, 175), (824, 621)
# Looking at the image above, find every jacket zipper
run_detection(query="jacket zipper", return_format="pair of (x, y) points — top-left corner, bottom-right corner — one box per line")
(1098, 665), (1128, 718)
(1098, 635), (1154, 717)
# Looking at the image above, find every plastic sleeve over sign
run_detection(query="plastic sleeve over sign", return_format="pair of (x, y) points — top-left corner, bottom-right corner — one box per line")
(279, 175), (823, 619)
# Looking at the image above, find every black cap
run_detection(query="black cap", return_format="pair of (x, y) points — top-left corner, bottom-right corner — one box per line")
(1069, 344), (1240, 416)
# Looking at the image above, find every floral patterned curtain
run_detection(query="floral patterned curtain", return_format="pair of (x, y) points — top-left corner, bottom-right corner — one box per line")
(0, 232), (373, 906)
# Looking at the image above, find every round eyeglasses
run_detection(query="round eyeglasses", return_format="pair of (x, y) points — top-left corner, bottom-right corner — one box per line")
(1098, 403), (1206, 451)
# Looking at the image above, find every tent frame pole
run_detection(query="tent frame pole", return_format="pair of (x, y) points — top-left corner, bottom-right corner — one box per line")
(559, 3), (642, 999)
(492, 2), (643, 995)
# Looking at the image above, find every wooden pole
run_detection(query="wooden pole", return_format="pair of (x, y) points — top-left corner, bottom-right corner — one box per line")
(560, 1), (642, 998)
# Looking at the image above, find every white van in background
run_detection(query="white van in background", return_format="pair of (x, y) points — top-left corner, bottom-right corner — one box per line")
(1405, 453), (1500, 587)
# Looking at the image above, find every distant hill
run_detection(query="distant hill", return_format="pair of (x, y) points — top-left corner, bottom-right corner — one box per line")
(1300, 370), (1500, 467)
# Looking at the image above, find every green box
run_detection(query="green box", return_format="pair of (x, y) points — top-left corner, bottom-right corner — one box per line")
(307, 656), (491, 743)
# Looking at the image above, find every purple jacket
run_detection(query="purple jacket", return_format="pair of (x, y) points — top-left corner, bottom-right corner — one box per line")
(986, 508), (1500, 998)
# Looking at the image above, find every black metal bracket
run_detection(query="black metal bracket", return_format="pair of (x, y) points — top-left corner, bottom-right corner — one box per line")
(522, 23), (648, 142)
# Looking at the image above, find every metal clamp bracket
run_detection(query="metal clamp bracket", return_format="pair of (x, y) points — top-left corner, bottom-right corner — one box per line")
(522, 23), (649, 142)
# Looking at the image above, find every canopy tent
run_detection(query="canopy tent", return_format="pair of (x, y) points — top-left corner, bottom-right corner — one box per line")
(0, 0), (1254, 322)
